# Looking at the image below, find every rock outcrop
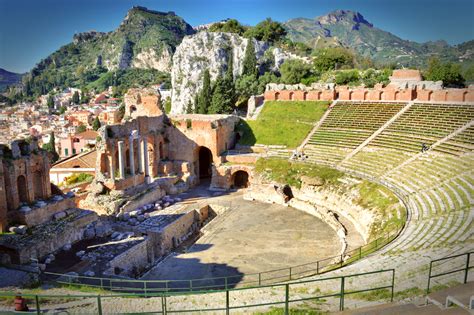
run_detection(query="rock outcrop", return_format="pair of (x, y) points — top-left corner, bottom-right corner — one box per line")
(171, 31), (303, 114)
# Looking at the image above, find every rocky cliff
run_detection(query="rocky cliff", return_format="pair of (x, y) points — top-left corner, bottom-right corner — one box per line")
(171, 31), (302, 114)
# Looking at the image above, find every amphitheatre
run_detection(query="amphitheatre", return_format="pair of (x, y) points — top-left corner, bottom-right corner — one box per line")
(0, 69), (473, 314)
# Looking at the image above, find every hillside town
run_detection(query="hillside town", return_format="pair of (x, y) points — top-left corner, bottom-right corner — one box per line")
(0, 84), (170, 177)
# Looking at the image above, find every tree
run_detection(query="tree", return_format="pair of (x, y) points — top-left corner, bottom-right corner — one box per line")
(186, 100), (193, 114)
(42, 132), (59, 163)
(244, 18), (287, 43)
(47, 94), (55, 109)
(335, 70), (360, 85)
(208, 54), (236, 114)
(235, 74), (259, 103)
(92, 116), (101, 131)
(209, 19), (247, 35)
(197, 69), (212, 114)
(424, 58), (465, 87)
(72, 91), (80, 104)
(279, 59), (313, 84)
(313, 47), (355, 72)
(209, 75), (234, 114)
(242, 39), (258, 77)
(76, 123), (87, 133)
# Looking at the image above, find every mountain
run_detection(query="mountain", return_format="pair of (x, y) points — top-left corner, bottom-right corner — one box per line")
(284, 10), (471, 67)
(22, 6), (194, 96)
(0, 68), (23, 91)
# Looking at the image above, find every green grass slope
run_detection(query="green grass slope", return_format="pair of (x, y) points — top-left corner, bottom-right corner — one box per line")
(237, 101), (329, 148)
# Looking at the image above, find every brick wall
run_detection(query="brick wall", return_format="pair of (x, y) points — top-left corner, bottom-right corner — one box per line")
(264, 87), (474, 103)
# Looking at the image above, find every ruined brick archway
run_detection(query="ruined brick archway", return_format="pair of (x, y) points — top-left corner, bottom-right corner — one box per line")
(232, 170), (249, 188)
(17, 175), (28, 204)
(198, 146), (213, 179)
(33, 171), (44, 199)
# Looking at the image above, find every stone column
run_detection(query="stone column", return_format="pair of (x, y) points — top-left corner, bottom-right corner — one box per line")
(141, 138), (150, 178)
(117, 141), (126, 179)
(137, 137), (143, 174)
(128, 137), (135, 176)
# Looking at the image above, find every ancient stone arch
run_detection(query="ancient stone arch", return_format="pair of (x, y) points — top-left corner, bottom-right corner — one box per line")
(198, 146), (213, 179)
(231, 170), (249, 188)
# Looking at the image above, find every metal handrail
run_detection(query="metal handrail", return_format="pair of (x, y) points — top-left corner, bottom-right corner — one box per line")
(3, 268), (396, 315)
(427, 251), (473, 293)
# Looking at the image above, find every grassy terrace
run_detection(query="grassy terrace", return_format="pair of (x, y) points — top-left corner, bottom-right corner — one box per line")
(255, 158), (405, 239)
(237, 101), (329, 148)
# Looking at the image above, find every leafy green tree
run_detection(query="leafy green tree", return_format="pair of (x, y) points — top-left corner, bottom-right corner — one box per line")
(257, 72), (279, 94)
(424, 58), (465, 87)
(236, 74), (259, 101)
(335, 70), (360, 85)
(76, 123), (87, 133)
(279, 59), (313, 84)
(47, 94), (55, 109)
(42, 132), (59, 163)
(197, 69), (212, 114)
(209, 19), (247, 35)
(72, 91), (80, 104)
(313, 47), (355, 72)
(92, 116), (101, 131)
(244, 18), (287, 43)
(242, 39), (258, 77)
(462, 64), (474, 83)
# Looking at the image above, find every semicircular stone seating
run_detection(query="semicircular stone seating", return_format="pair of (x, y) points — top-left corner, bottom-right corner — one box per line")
(301, 102), (474, 281)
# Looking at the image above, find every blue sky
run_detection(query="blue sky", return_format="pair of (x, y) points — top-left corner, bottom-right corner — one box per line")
(0, 0), (473, 73)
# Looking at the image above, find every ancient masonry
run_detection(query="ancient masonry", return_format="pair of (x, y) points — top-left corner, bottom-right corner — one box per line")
(0, 113), (254, 273)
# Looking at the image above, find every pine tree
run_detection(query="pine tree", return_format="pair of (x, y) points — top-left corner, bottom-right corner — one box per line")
(92, 116), (101, 131)
(185, 100), (193, 114)
(197, 69), (211, 114)
(209, 74), (234, 114)
(43, 132), (59, 163)
(242, 39), (258, 77)
(72, 91), (80, 104)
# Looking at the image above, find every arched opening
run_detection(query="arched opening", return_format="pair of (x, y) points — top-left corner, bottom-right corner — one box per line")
(303, 92), (308, 101)
(289, 92), (294, 101)
(33, 171), (44, 199)
(394, 91), (400, 100)
(17, 175), (28, 204)
(198, 146), (213, 179)
(232, 171), (249, 188)
(275, 92), (280, 101)
(130, 105), (137, 113)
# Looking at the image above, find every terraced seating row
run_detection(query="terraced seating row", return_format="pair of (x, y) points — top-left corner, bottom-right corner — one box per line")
(339, 147), (414, 177)
(385, 153), (474, 191)
(303, 145), (351, 165)
(434, 125), (474, 155)
(370, 103), (474, 153)
(389, 209), (472, 253)
(320, 102), (406, 131)
(299, 101), (473, 259)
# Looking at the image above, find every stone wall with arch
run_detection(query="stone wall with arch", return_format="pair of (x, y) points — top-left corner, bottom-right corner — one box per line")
(0, 139), (52, 232)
